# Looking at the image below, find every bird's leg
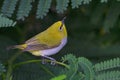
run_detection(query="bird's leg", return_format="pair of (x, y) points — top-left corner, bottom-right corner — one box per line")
(42, 56), (56, 65)
(41, 57), (46, 64)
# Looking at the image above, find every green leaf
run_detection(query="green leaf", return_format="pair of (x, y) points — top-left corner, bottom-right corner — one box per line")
(100, 0), (108, 3)
(17, 0), (33, 20)
(56, 0), (69, 13)
(50, 74), (66, 80)
(61, 54), (85, 80)
(96, 71), (120, 80)
(94, 58), (120, 72)
(0, 14), (16, 27)
(36, 0), (52, 19)
(71, 0), (83, 9)
(71, 0), (92, 8)
(78, 57), (95, 80)
(1, 0), (19, 17)
(83, 0), (92, 4)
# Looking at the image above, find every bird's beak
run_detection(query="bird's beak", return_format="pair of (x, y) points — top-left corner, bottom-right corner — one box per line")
(62, 17), (66, 24)
(59, 17), (66, 29)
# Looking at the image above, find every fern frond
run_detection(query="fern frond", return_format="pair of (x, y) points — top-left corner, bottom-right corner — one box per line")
(17, 0), (33, 20)
(36, 0), (52, 19)
(0, 14), (16, 27)
(83, 0), (92, 4)
(0, 62), (6, 75)
(1, 0), (18, 17)
(61, 54), (84, 80)
(100, 0), (108, 3)
(78, 57), (94, 80)
(94, 58), (120, 72)
(71, 0), (92, 9)
(71, 0), (83, 9)
(96, 71), (120, 80)
(61, 54), (94, 80)
(62, 54), (77, 62)
(103, 1), (120, 32)
(56, 0), (69, 13)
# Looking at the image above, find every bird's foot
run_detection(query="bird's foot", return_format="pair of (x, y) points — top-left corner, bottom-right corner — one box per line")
(50, 59), (56, 65)
(42, 58), (47, 64)
(42, 56), (56, 65)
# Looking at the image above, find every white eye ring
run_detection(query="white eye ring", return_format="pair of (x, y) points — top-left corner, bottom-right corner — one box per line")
(59, 24), (63, 31)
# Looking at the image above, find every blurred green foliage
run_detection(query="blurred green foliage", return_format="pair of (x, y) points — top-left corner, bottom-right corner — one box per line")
(0, 0), (120, 80)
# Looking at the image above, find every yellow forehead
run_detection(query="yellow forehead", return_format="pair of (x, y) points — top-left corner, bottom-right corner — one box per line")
(47, 21), (63, 31)
(50, 21), (62, 28)
(46, 21), (67, 37)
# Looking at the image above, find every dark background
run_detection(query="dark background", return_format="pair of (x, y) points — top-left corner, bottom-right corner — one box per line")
(0, 0), (120, 80)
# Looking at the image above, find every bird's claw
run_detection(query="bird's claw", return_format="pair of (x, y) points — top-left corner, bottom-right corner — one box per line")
(41, 56), (56, 65)
(42, 59), (46, 64)
(50, 60), (56, 65)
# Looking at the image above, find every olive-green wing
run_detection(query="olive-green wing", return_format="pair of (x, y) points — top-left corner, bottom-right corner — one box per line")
(24, 37), (60, 51)
(25, 36), (39, 45)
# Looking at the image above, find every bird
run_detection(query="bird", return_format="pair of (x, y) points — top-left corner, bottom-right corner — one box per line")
(9, 17), (67, 64)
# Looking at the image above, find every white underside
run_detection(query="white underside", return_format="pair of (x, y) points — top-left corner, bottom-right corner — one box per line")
(40, 38), (67, 56)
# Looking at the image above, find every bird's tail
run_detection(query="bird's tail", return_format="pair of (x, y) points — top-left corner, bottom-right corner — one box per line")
(7, 44), (27, 50)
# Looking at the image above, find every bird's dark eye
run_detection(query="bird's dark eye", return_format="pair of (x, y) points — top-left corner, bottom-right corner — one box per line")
(59, 24), (63, 31)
